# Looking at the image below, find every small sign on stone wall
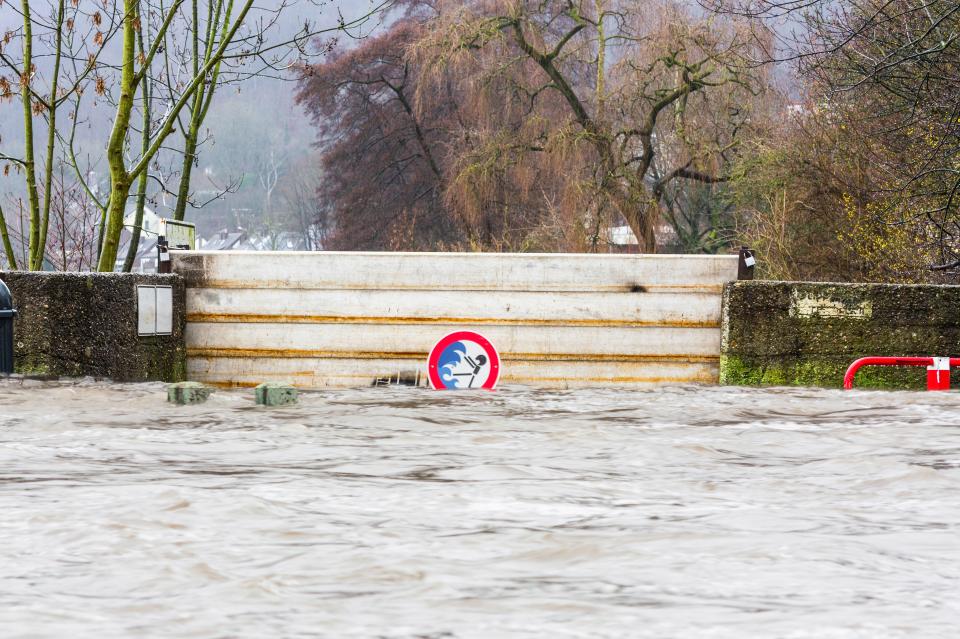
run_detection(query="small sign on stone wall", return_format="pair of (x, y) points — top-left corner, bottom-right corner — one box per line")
(789, 291), (872, 320)
(138, 285), (173, 336)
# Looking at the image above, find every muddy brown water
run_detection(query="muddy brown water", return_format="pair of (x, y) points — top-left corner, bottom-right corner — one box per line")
(1, 379), (959, 638)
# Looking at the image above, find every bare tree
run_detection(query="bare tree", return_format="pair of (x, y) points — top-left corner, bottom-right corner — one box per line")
(47, 163), (99, 271)
(278, 152), (328, 250)
(0, 0), (120, 270)
(705, 0), (960, 275)
(297, 8), (457, 249)
(414, 0), (765, 251)
(299, 0), (768, 252)
(2, 0), (392, 271)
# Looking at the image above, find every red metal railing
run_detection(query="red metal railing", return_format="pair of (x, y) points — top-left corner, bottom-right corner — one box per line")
(844, 356), (959, 390)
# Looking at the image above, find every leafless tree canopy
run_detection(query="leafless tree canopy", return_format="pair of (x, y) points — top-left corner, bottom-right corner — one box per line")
(299, 0), (774, 252)
(3, 0), (956, 280)
(0, 0), (387, 271)
(705, 0), (960, 277)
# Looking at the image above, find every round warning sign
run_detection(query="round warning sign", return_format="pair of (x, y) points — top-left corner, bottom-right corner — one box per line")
(427, 330), (500, 390)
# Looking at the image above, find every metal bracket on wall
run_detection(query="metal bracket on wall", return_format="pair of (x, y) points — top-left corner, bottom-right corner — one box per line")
(738, 247), (756, 281)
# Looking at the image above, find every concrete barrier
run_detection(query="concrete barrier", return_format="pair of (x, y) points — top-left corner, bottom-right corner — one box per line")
(174, 251), (741, 388)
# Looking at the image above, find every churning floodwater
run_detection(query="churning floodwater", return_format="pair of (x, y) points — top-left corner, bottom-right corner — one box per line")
(1, 380), (958, 638)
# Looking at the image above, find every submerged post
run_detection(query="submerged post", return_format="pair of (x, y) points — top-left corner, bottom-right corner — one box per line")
(255, 383), (298, 406)
(0, 278), (17, 375)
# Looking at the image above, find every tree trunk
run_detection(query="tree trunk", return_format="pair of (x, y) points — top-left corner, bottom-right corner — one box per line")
(625, 202), (658, 253)
(122, 41), (151, 274)
(121, 175), (148, 273)
(0, 205), (19, 269)
(173, 135), (198, 221)
(32, 0), (65, 271)
(97, 0), (137, 272)
(617, 186), (657, 253)
(20, 0), (41, 270)
(98, 182), (131, 272)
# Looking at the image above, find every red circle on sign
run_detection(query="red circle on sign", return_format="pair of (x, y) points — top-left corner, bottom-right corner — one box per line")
(427, 330), (501, 390)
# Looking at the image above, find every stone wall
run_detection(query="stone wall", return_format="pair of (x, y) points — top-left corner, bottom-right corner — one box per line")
(720, 280), (960, 389)
(0, 272), (186, 382)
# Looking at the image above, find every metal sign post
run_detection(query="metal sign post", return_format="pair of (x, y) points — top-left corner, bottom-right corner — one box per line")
(160, 219), (196, 250)
(157, 236), (171, 273)
(738, 246), (756, 280)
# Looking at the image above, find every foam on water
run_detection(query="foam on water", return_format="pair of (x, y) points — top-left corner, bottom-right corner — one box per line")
(1, 379), (958, 638)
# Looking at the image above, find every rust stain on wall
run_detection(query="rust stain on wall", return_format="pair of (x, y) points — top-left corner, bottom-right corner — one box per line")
(186, 312), (720, 329)
(186, 347), (719, 364)
(189, 279), (725, 294)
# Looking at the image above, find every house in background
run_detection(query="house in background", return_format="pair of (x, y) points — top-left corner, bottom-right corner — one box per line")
(602, 223), (677, 253)
(119, 227), (260, 273)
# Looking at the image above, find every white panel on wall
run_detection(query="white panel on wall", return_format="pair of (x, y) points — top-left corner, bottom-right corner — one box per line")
(137, 286), (156, 336)
(156, 286), (173, 335)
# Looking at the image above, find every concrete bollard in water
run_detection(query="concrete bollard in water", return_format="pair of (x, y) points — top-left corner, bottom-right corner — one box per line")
(167, 381), (212, 405)
(255, 382), (298, 406)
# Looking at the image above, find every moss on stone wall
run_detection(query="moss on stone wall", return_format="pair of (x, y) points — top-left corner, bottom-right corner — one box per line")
(719, 354), (923, 389)
(720, 281), (960, 389)
(0, 272), (186, 382)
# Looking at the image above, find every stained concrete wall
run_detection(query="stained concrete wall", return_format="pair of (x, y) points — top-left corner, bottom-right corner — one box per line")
(0, 272), (186, 382)
(721, 281), (960, 389)
(174, 250), (742, 388)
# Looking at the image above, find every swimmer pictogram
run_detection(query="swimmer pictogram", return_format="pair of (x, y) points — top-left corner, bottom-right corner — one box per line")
(426, 330), (500, 390)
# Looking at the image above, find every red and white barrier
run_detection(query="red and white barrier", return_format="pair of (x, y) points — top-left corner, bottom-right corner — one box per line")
(843, 356), (959, 391)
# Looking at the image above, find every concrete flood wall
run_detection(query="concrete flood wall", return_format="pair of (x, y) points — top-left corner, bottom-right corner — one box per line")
(721, 280), (960, 389)
(173, 251), (741, 388)
(0, 272), (187, 381)
(5, 267), (955, 390)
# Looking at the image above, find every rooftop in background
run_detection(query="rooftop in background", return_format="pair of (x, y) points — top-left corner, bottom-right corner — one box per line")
(121, 228), (314, 273)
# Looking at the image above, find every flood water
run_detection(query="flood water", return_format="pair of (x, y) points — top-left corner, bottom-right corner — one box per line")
(1, 379), (958, 638)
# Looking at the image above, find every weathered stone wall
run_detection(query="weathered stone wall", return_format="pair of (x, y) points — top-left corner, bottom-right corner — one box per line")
(0, 272), (186, 382)
(721, 281), (960, 389)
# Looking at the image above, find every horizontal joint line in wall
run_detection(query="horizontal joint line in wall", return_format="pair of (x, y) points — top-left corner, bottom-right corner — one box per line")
(185, 314), (720, 329)
(185, 348), (720, 364)
(184, 282), (725, 293)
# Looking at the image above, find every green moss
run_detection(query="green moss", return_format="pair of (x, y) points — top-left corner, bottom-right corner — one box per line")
(157, 348), (187, 382)
(720, 354), (932, 389)
(15, 361), (51, 376)
(142, 339), (187, 382)
(718, 354), (753, 385)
